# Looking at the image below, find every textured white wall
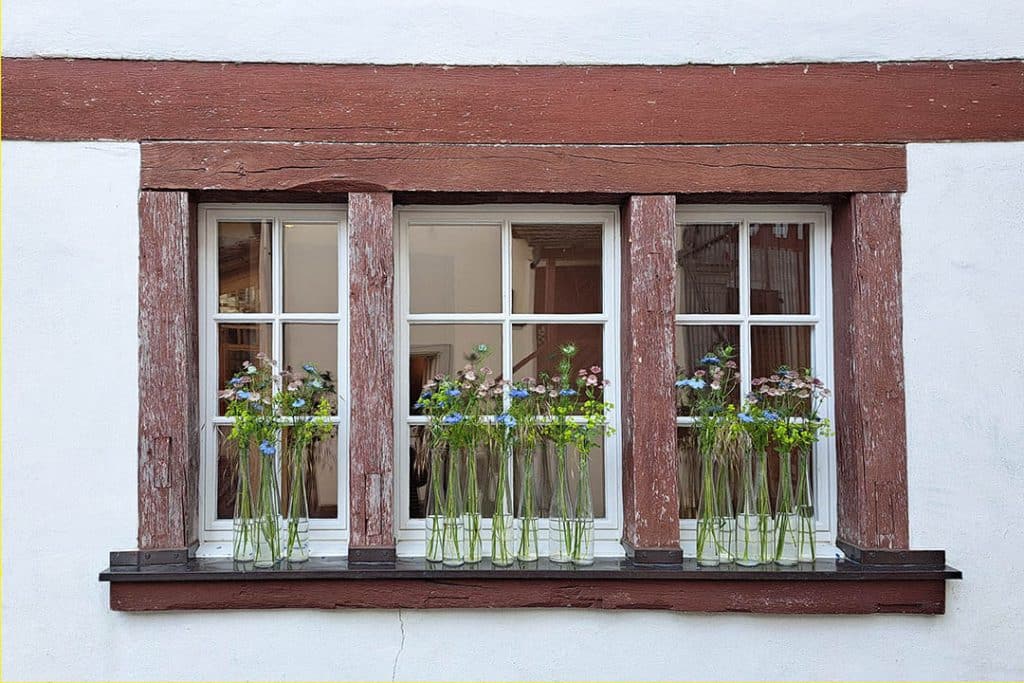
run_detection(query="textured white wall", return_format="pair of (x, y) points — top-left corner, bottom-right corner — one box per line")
(4, 0), (1023, 64)
(3, 140), (1024, 681)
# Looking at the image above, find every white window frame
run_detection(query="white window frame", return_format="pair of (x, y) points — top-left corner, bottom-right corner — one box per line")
(197, 203), (350, 557)
(675, 204), (838, 555)
(394, 205), (624, 558)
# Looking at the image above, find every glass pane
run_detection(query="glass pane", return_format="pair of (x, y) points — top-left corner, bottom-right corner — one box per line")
(281, 429), (338, 519)
(216, 425), (240, 519)
(283, 222), (338, 313)
(676, 223), (739, 314)
(514, 438), (605, 519)
(674, 325), (740, 415)
(511, 223), (602, 314)
(218, 220), (272, 313)
(284, 324), (338, 382)
(512, 323), (605, 406)
(676, 426), (699, 519)
(408, 324), (502, 415)
(409, 224), (501, 313)
(751, 325), (814, 413)
(750, 222), (812, 315)
(217, 323), (272, 414)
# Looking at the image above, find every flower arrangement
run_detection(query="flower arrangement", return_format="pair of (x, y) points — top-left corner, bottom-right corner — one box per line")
(220, 354), (337, 566)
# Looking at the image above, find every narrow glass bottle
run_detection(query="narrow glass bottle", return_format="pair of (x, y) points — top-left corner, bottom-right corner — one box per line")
(774, 448), (799, 566)
(734, 449), (761, 566)
(284, 436), (310, 563)
(570, 451), (595, 565)
(442, 446), (466, 567)
(516, 445), (540, 562)
(424, 441), (445, 563)
(254, 446), (282, 568)
(548, 444), (572, 563)
(232, 441), (257, 563)
(463, 444), (483, 564)
(795, 447), (816, 563)
(491, 442), (516, 566)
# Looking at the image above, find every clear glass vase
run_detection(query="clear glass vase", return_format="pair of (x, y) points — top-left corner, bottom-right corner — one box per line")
(796, 448), (816, 563)
(548, 444), (572, 563)
(254, 450), (281, 568)
(774, 449), (799, 566)
(569, 451), (595, 565)
(755, 449), (775, 564)
(715, 452), (736, 564)
(516, 445), (539, 562)
(442, 445), (466, 567)
(695, 449), (721, 566)
(424, 441), (445, 563)
(283, 437), (310, 563)
(491, 443), (516, 566)
(734, 450), (761, 566)
(463, 444), (483, 564)
(232, 442), (257, 563)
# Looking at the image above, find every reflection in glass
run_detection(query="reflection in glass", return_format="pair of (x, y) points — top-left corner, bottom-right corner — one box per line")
(408, 324), (502, 415)
(284, 222), (338, 313)
(511, 224), (602, 314)
(284, 324), (337, 381)
(750, 326), (812, 379)
(750, 223), (812, 315)
(676, 223), (739, 314)
(677, 426), (699, 519)
(218, 324), (272, 414)
(409, 224), (501, 314)
(511, 323), (604, 406)
(218, 221), (272, 313)
(281, 428), (339, 519)
(513, 439), (606, 519)
(675, 325), (740, 414)
(216, 426), (240, 519)
(409, 426), (498, 519)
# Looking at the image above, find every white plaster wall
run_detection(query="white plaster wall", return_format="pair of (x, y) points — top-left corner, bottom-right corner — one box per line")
(4, 0), (1023, 64)
(4, 140), (1024, 681)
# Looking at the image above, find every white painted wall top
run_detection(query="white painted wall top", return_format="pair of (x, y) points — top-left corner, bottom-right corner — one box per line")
(5, 0), (1024, 64)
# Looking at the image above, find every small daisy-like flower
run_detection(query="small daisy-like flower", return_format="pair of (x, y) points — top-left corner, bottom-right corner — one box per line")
(590, 365), (602, 375)
(236, 390), (250, 400)
(738, 412), (754, 423)
(292, 398), (306, 409)
(446, 388), (461, 397)
(442, 413), (464, 424)
(258, 440), (276, 456)
(586, 375), (599, 386)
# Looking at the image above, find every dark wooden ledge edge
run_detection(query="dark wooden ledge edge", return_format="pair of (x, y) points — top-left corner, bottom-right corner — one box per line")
(99, 557), (960, 613)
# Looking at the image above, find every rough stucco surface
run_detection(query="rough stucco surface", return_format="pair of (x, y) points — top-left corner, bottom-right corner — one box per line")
(3, 139), (1024, 681)
(3, 0), (1023, 64)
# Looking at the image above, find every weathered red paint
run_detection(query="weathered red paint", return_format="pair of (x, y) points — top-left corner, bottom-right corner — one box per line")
(139, 142), (907, 194)
(5, 59), (1024, 144)
(832, 193), (910, 549)
(109, 577), (946, 613)
(347, 192), (396, 558)
(137, 191), (200, 550)
(620, 196), (682, 562)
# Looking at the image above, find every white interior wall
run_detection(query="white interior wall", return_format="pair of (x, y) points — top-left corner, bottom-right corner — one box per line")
(4, 0), (1022, 64)
(4, 139), (1024, 682)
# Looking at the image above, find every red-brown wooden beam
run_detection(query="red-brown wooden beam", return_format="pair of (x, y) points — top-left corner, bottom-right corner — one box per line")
(832, 193), (909, 549)
(347, 192), (397, 563)
(620, 195), (681, 563)
(4, 59), (1023, 144)
(137, 191), (200, 551)
(139, 142), (907, 194)
(108, 578), (947, 613)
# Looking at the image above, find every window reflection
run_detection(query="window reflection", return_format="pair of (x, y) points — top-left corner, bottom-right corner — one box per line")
(749, 223), (811, 315)
(511, 224), (602, 314)
(218, 221), (272, 313)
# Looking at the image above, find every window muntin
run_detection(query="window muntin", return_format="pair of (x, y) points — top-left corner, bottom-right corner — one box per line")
(396, 206), (622, 558)
(675, 206), (836, 555)
(198, 205), (350, 556)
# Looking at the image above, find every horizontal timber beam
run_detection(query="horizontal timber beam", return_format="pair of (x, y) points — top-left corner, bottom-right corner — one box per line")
(141, 142), (907, 193)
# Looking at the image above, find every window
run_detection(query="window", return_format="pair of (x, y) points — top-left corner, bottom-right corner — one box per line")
(197, 205), (350, 556)
(674, 205), (836, 555)
(395, 206), (622, 558)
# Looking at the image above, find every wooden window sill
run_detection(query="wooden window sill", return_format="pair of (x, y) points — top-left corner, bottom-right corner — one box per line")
(99, 557), (960, 614)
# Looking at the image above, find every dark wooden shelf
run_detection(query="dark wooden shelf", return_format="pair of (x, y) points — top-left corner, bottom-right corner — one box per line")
(100, 557), (960, 613)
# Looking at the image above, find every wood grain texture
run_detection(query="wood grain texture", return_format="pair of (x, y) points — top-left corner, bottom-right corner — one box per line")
(347, 192), (396, 554)
(5, 59), (1023, 144)
(140, 142), (907, 193)
(620, 196), (682, 561)
(109, 577), (946, 613)
(138, 191), (200, 550)
(832, 193), (909, 549)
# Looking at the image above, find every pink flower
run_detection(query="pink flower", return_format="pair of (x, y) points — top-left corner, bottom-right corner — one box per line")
(710, 381), (721, 391)
(751, 377), (763, 386)
(549, 390), (559, 398)
(248, 391), (261, 401)
(770, 374), (781, 382)
(533, 385), (547, 394)
(481, 366), (493, 376)
(552, 376), (561, 384)
(586, 374), (599, 386)
(218, 389), (234, 399)
(578, 369), (587, 376)
(724, 360), (737, 369)
(464, 370), (476, 381)
(694, 369), (706, 378)
(590, 365), (602, 374)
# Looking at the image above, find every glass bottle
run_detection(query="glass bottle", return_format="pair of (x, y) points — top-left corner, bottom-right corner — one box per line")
(734, 449), (761, 566)
(283, 436), (310, 563)
(570, 450), (595, 565)
(463, 444), (483, 564)
(491, 442), (516, 566)
(232, 441), (257, 563)
(424, 441), (445, 563)
(755, 449), (775, 564)
(516, 443), (540, 562)
(795, 447), (816, 563)
(548, 444), (572, 563)
(715, 452), (736, 564)
(254, 448), (282, 568)
(442, 445), (466, 567)
(774, 448), (799, 566)
(695, 448), (721, 566)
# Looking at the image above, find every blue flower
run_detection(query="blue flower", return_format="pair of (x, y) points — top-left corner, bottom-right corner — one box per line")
(236, 390), (250, 399)
(258, 440), (276, 456)
(443, 413), (464, 424)
(675, 379), (687, 388)
(292, 398), (306, 409)
(559, 389), (577, 397)
(413, 402), (424, 410)
(252, 402), (263, 412)
(303, 363), (316, 373)
(422, 390), (433, 399)
(763, 411), (780, 422)
(446, 389), (461, 397)
(509, 388), (530, 399)
(496, 413), (517, 428)
(229, 377), (244, 386)
(309, 379), (324, 389)
(738, 412), (754, 423)
(679, 378), (706, 390)
(700, 355), (721, 365)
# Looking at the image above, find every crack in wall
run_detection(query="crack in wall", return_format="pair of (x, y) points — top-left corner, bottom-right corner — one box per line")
(391, 609), (405, 682)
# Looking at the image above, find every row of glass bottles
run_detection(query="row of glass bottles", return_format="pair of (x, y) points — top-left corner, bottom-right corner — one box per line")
(695, 447), (816, 566)
(232, 444), (312, 567)
(425, 444), (595, 566)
